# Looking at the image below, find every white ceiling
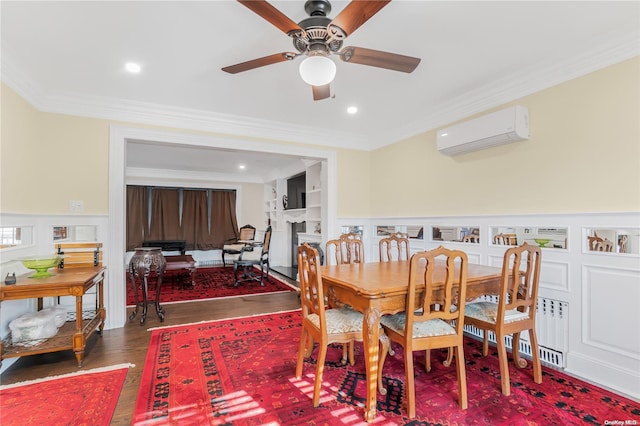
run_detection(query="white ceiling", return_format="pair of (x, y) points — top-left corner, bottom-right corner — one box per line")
(2, 1), (639, 179)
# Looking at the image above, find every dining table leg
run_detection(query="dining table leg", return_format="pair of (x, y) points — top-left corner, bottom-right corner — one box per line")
(363, 307), (382, 422)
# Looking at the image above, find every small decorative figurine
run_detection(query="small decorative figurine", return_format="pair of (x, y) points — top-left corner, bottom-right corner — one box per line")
(5, 272), (16, 285)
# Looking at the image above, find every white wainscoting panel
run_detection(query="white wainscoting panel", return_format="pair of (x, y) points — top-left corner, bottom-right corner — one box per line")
(539, 260), (570, 292)
(582, 265), (640, 359)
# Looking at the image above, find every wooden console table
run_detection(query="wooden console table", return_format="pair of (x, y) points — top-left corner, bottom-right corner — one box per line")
(0, 266), (106, 367)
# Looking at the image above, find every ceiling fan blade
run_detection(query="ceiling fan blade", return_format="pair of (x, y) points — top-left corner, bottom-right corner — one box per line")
(222, 52), (297, 74)
(312, 83), (334, 101)
(238, 0), (303, 35)
(339, 46), (421, 73)
(328, 0), (391, 37)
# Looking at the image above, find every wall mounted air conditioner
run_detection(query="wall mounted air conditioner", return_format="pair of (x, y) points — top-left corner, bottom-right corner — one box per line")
(437, 105), (529, 156)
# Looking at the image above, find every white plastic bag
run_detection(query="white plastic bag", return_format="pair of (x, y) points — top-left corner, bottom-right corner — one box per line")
(9, 305), (68, 346)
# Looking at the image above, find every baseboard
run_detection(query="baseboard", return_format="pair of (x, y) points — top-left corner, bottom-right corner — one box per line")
(566, 351), (640, 401)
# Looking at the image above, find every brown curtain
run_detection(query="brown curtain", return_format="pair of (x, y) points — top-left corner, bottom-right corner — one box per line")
(126, 185), (149, 251)
(181, 189), (215, 250)
(148, 188), (181, 241)
(209, 190), (239, 249)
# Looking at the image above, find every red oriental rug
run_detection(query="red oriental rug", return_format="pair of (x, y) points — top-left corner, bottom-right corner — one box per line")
(126, 267), (296, 306)
(133, 311), (640, 425)
(0, 364), (131, 426)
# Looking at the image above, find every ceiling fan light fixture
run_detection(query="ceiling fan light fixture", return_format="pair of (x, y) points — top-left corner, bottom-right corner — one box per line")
(299, 56), (336, 86)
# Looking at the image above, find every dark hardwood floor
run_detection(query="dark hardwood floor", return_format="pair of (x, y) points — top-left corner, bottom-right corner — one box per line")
(0, 275), (301, 425)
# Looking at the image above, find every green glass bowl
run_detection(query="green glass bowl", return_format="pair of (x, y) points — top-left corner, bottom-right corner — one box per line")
(21, 256), (61, 278)
(534, 239), (551, 247)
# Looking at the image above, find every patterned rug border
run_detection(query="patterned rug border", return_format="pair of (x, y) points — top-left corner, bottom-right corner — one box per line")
(0, 362), (135, 390)
(146, 308), (302, 332)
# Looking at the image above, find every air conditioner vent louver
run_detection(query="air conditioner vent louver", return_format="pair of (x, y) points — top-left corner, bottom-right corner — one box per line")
(437, 106), (529, 156)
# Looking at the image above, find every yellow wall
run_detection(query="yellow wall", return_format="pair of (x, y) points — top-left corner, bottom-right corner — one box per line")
(1, 87), (111, 214)
(334, 148), (372, 218)
(2, 57), (639, 218)
(369, 57), (640, 216)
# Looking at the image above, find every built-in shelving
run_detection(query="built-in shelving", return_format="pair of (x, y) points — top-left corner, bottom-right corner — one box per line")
(305, 162), (323, 238)
(263, 160), (326, 268)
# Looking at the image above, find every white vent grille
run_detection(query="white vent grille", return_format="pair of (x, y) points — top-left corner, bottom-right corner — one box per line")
(464, 296), (569, 369)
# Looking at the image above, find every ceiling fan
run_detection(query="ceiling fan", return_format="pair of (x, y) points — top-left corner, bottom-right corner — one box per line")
(222, 0), (421, 101)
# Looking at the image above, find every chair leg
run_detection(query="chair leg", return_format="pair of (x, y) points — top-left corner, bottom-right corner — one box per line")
(341, 343), (349, 365)
(296, 328), (308, 379)
(259, 263), (265, 286)
(305, 336), (314, 357)
(233, 262), (240, 287)
(495, 333), (511, 396)
(512, 331), (526, 368)
(378, 333), (390, 395)
(262, 261), (271, 283)
(443, 347), (454, 367)
(348, 341), (355, 365)
(313, 343), (328, 407)
(425, 349), (431, 372)
(404, 348), (416, 418)
(528, 329), (543, 384)
(482, 329), (489, 356)
(455, 344), (468, 410)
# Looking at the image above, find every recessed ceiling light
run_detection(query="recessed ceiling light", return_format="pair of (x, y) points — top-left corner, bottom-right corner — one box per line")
(238, 164), (246, 170)
(347, 106), (358, 114)
(125, 62), (141, 74)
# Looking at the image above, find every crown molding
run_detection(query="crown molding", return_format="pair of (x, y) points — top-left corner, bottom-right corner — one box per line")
(3, 33), (638, 152)
(368, 33), (640, 150)
(1, 54), (369, 151)
(126, 167), (261, 185)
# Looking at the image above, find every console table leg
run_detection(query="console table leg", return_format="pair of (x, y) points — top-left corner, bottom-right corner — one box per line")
(129, 272), (140, 322)
(140, 275), (149, 325)
(154, 276), (165, 322)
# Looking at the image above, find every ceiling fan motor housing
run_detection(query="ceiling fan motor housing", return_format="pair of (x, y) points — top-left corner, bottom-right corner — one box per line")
(292, 0), (344, 55)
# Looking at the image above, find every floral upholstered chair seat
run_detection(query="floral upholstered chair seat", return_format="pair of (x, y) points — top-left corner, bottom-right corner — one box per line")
(465, 302), (530, 324)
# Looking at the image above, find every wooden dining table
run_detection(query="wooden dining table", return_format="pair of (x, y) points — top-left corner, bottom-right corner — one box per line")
(321, 259), (503, 422)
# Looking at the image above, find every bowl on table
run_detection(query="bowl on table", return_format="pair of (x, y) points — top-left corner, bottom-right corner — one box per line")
(534, 239), (551, 248)
(20, 256), (62, 278)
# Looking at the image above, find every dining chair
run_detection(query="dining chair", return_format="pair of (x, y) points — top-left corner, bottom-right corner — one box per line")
(325, 233), (367, 361)
(222, 224), (256, 266)
(595, 238), (614, 252)
(325, 232), (364, 265)
(463, 242), (542, 396)
(494, 233), (518, 245)
(462, 234), (479, 243)
(295, 243), (388, 407)
(232, 226), (271, 286)
(378, 246), (469, 417)
(587, 234), (603, 251)
(379, 233), (410, 262)
(503, 233), (518, 245)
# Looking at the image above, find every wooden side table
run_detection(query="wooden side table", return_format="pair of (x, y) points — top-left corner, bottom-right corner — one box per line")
(0, 266), (106, 367)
